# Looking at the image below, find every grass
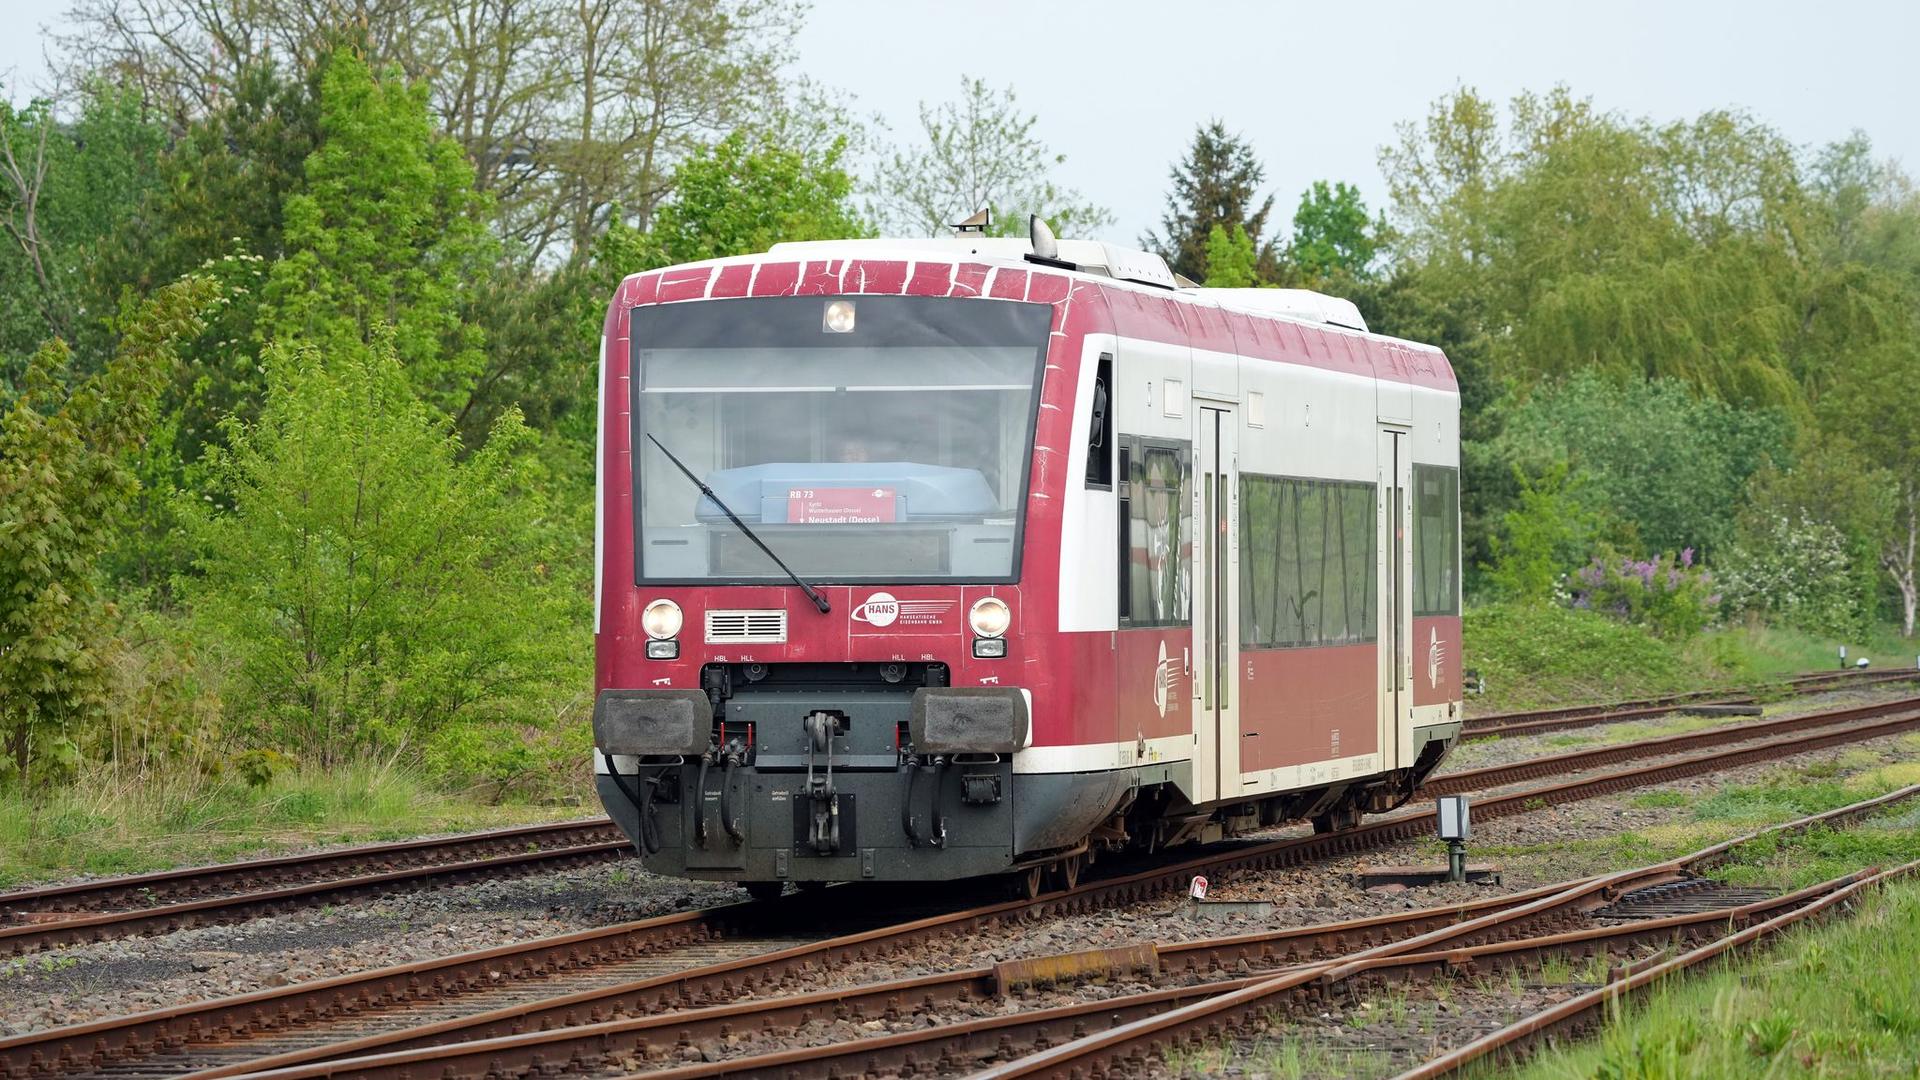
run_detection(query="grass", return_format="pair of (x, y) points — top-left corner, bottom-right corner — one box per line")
(1491, 878), (1920, 1080)
(1163, 1032), (1370, 1080)
(1464, 603), (1712, 714)
(1463, 602), (1920, 716)
(1695, 621), (1920, 681)
(1446, 712), (1747, 771)
(0, 759), (582, 888)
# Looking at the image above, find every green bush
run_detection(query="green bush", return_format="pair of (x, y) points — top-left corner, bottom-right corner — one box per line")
(1464, 601), (1714, 710)
(1718, 512), (1872, 638)
(182, 335), (577, 768)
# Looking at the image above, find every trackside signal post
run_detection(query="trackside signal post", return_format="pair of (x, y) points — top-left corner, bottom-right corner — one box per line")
(1438, 795), (1470, 883)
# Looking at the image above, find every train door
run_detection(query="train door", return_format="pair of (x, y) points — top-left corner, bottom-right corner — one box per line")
(1377, 427), (1412, 774)
(1193, 404), (1239, 803)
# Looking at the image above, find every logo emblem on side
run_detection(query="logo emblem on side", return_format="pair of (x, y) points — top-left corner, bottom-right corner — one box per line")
(1154, 640), (1178, 718)
(852, 591), (900, 628)
(1427, 627), (1447, 690)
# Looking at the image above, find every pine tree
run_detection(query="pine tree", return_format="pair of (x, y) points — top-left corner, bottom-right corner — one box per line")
(1144, 121), (1278, 283)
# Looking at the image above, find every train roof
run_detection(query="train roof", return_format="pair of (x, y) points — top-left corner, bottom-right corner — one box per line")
(762, 238), (1423, 351)
(615, 236), (1455, 383)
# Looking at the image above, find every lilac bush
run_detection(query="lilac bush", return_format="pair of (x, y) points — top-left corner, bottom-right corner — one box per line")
(1566, 548), (1719, 639)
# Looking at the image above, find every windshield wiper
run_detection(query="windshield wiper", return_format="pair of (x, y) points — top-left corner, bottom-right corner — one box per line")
(646, 434), (832, 614)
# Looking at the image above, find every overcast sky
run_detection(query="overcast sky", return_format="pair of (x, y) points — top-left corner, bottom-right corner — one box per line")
(6, 0), (1916, 246)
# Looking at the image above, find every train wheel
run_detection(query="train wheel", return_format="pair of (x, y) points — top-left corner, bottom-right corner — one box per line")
(1311, 805), (1362, 834)
(1020, 865), (1046, 900)
(743, 881), (785, 903)
(1056, 855), (1082, 891)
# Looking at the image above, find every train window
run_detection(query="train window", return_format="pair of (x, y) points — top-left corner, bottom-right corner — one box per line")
(629, 295), (1051, 584)
(1239, 475), (1378, 648)
(1412, 465), (1461, 616)
(1122, 440), (1191, 627)
(1085, 354), (1113, 488)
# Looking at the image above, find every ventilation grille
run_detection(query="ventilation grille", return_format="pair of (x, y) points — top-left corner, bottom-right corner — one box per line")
(705, 609), (787, 644)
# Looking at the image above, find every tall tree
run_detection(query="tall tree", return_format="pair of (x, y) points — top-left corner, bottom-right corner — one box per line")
(257, 47), (495, 417)
(0, 85), (168, 380)
(0, 276), (219, 786)
(1285, 180), (1384, 281)
(57, 0), (801, 263)
(1824, 339), (1920, 636)
(872, 76), (1110, 239)
(631, 130), (867, 266)
(1145, 120), (1277, 283)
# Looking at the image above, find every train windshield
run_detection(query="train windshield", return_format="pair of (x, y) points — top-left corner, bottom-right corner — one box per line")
(631, 295), (1052, 583)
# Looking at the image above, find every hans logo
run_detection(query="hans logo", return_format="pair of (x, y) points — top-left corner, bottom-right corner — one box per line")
(852, 592), (901, 628)
(1427, 627), (1448, 690)
(851, 592), (955, 629)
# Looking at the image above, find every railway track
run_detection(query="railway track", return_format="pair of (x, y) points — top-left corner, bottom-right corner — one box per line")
(1384, 866), (1917, 1079)
(0, 820), (631, 956)
(164, 786), (1920, 1079)
(1, 667), (1894, 963)
(12, 693), (1920, 1080)
(1461, 666), (1918, 741)
(976, 860), (1920, 1080)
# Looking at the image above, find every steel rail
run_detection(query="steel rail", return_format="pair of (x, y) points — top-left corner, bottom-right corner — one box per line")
(169, 715), (1920, 1079)
(0, 820), (622, 919)
(969, 865), (1911, 1080)
(140, 774), (1920, 1080)
(0, 838), (633, 958)
(185, 878), (1608, 1080)
(1462, 669), (1919, 741)
(1466, 666), (1901, 727)
(1388, 858), (1920, 1080)
(1430, 691), (1920, 795)
(11, 707), (1918, 1080)
(217, 870), (1864, 1080)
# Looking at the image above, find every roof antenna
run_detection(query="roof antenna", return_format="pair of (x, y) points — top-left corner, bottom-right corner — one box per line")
(952, 208), (990, 234)
(1025, 214), (1076, 270)
(1029, 214), (1059, 260)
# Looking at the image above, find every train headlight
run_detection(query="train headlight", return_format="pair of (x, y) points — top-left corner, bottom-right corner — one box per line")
(969, 596), (1011, 638)
(642, 598), (683, 640)
(823, 299), (856, 333)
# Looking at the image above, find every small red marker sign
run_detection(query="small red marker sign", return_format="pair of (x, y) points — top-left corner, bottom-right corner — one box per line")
(1189, 875), (1208, 900)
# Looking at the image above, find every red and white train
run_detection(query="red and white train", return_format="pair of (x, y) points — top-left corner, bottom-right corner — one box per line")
(593, 221), (1462, 897)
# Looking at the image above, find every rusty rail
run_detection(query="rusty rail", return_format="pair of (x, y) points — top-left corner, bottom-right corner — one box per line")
(171, 708), (1920, 1077)
(1389, 859), (1920, 1079)
(1463, 667), (1919, 741)
(0, 823), (630, 957)
(278, 788), (1915, 1080)
(1433, 691), (1920, 794)
(178, 854), (1861, 1080)
(9, 702), (1918, 1080)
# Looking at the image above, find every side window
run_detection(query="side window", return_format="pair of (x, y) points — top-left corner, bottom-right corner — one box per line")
(1413, 465), (1461, 616)
(1241, 474), (1378, 647)
(1122, 439), (1191, 627)
(1085, 353), (1113, 487)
